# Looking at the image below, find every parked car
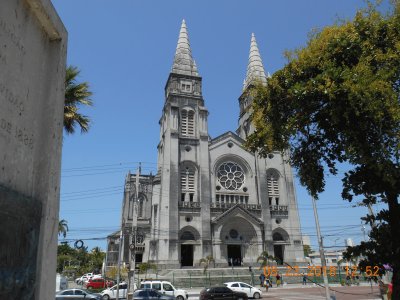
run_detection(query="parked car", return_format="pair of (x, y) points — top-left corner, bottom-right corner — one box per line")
(75, 273), (102, 285)
(85, 278), (114, 289)
(75, 273), (94, 285)
(55, 288), (102, 300)
(224, 282), (262, 299)
(100, 282), (129, 300)
(133, 289), (175, 300)
(139, 281), (188, 300)
(200, 286), (248, 300)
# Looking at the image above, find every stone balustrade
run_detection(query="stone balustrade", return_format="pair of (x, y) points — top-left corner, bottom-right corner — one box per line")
(210, 202), (262, 211)
(178, 201), (201, 209)
(269, 205), (289, 218)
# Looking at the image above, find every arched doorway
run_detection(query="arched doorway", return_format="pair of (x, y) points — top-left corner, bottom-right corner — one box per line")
(179, 227), (199, 267)
(219, 217), (257, 266)
(272, 230), (288, 265)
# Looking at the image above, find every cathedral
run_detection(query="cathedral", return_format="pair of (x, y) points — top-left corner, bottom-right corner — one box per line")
(107, 20), (305, 270)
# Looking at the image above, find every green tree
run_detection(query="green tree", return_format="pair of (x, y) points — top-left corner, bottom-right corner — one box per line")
(246, 2), (400, 297)
(64, 66), (93, 134)
(138, 262), (157, 276)
(89, 247), (105, 273)
(199, 255), (215, 274)
(58, 243), (75, 256)
(303, 245), (312, 257)
(256, 251), (276, 269)
(58, 219), (69, 238)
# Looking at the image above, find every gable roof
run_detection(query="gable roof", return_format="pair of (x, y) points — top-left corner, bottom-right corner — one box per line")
(209, 131), (246, 148)
(211, 203), (264, 226)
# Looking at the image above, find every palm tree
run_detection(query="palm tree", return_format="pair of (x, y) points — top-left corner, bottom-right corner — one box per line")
(58, 219), (69, 238)
(257, 251), (276, 269)
(64, 66), (93, 134)
(199, 255), (215, 274)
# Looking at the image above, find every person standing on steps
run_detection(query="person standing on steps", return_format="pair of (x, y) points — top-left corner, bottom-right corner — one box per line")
(302, 273), (307, 285)
(259, 273), (265, 287)
(264, 277), (270, 292)
(276, 273), (281, 287)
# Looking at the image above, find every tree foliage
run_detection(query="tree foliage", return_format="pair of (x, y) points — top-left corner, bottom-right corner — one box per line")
(58, 219), (69, 238)
(64, 66), (93, 134)
(138, 262), (157, 275)
(256, 251), (276, 269)
(199, 255), (215, 274)
(303, 245), (312, 257)
(246, 1), (400, 297)
(57, 243), (105, 276)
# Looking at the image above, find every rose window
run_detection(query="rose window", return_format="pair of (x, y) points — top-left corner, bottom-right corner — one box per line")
(217, 162), (245, 190)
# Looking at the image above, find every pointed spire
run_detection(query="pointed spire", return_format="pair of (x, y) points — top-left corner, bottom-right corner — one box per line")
(243, 33), (267, 91)
(171, 20), (199, 76)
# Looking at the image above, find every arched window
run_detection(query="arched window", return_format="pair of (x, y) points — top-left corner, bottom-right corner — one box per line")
(181, 109), (195, 137)
(138, 194), (146, 218)
(267, 171), (280, 206)
(180, 165), (196, 202)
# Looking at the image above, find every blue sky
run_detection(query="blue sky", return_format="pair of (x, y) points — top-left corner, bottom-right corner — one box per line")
(52, 0), (387, 252)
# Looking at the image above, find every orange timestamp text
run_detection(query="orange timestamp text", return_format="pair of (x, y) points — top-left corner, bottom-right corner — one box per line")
(263, 265), (380, 277)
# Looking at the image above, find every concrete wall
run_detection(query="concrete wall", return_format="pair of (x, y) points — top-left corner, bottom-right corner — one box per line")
(0, 0), (67, 299)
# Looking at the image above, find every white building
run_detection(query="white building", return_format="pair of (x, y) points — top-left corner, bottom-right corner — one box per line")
(308, 250), (351, 267)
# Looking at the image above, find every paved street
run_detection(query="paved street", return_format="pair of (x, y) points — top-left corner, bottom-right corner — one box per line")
(258, 285), (381, 300)
(184, 285), (381, 300)
(68, 281), (382, 300)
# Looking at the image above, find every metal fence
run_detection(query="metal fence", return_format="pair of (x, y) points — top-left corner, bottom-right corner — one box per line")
(134, 270), (372, 288)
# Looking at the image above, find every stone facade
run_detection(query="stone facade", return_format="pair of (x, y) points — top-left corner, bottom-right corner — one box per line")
(109, 20), (305, 270)
(0, 1), (67, 299)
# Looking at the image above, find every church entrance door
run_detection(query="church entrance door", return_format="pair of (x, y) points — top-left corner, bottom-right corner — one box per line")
(181, 245), (193, 267)
(274, 245), (284, 265)
(227, 245), (242, 266)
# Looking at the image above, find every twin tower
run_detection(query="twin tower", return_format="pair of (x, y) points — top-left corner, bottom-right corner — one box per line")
(114, 20), (304, 269)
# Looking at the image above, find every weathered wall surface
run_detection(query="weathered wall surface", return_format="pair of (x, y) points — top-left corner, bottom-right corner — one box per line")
(0, 0), (67, 299)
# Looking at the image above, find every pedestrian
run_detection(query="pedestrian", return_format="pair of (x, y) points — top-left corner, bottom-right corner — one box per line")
(346, 275), (351, 286)
(259, 273), (265, 287)
(302, 273), (307, 285)
(264, 277), (270, 292)
(276, 273), (281, 287)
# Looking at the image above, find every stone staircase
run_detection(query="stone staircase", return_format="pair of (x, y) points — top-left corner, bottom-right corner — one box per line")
(134, 267), (347, 288)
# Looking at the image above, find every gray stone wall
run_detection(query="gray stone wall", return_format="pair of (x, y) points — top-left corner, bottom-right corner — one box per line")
(0, 0), (67, 299)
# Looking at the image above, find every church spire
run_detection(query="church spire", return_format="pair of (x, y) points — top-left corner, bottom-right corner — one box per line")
(243, 33), (267, 91)
(171, 20), (199, 77)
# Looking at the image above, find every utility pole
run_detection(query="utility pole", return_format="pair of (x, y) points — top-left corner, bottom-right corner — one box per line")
(361, 222), (366, 242)
(367, 203), (377, 228)
(128, 164), (141, 297)
(115, 227), (124, 300)
(311, 196), (331, 300)
(117, 172), (132, 300)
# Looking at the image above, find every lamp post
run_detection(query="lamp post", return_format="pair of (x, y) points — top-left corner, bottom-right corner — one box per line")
(334, 238), (341, 283)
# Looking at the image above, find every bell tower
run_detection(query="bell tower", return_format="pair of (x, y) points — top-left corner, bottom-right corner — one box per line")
(152, 20), (212, 267)
(237, 33), (268, 139)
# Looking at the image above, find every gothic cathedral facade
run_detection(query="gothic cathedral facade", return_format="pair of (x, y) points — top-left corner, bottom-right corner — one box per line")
(113, 20), (305, 269)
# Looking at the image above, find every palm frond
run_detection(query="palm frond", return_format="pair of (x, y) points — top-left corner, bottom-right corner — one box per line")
(64, 66), (93, 134)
